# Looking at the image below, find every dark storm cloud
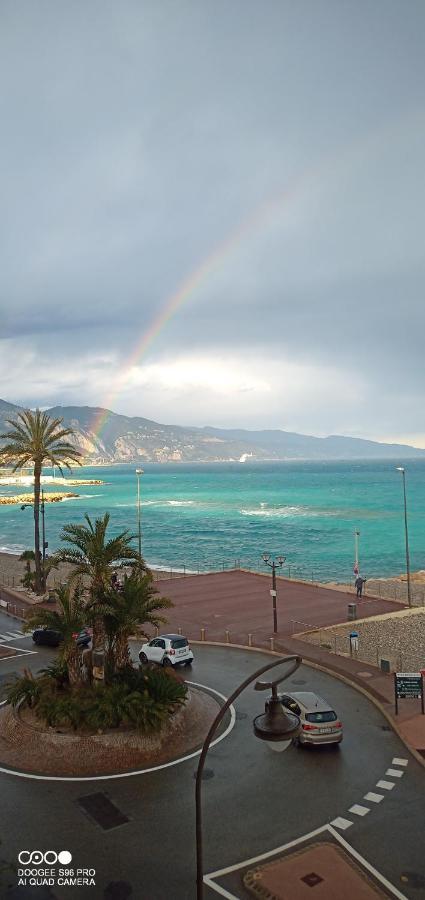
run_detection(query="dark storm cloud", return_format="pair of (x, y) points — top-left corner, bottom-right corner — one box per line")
(1, 1), (425, 439)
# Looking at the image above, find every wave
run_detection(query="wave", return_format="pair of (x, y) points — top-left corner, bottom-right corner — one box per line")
(239, 505), (335, 518)
(115, 499), (196, 509)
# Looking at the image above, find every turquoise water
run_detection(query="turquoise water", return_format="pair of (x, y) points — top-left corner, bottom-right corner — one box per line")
(0, 460), (424, 582)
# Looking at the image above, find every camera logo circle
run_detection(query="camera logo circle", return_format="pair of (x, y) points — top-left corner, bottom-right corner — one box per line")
(18, 850), (72, 865)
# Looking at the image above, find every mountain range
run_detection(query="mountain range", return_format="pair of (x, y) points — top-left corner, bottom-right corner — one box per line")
(0, 398), (424, 463)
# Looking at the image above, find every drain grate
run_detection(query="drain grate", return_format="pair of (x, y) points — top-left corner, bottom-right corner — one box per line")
(77, 793), (129, 830)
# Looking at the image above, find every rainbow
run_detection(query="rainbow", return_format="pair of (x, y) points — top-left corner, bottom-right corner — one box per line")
(89, 176), (310, 451)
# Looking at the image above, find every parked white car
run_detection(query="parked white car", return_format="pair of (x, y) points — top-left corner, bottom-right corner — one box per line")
(139, 634), (194, 668)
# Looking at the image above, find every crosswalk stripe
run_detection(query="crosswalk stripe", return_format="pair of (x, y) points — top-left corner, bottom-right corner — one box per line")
(330, 817), (352, 830)
(392, 757), (408, 767)
(364, 792), (384, 803)
(386, 768), (404, 778)
(349, 804), (370, 816)
(0, 634), (10, 641)
(376, 780), (395, 790)
(5, 632), (24, 638)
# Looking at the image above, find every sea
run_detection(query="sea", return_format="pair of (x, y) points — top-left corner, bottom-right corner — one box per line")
(0, 460), (424, 583)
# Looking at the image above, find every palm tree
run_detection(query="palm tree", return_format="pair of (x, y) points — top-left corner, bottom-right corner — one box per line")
(0, 409), (82, 593)
(24, 583), (86, 685)
(100, 571), (173, 674)
(57, 513), (142, 653)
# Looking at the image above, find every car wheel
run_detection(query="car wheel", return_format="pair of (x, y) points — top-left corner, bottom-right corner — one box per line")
(32, 636), (39, 645)
(139, 652), (148, 664)
(185, 660), (192, 667)
(162, 657), (172, 667)
(292, 737), (301, 748)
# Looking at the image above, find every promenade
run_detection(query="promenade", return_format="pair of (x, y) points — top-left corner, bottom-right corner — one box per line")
(157, 570), (425, 762)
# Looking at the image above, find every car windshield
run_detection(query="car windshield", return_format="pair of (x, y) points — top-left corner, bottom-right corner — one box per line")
(305, 711), (337, 723)
(171, 639), (188, 649)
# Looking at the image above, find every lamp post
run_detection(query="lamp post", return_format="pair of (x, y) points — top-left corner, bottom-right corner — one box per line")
(262, 553), (285, 633)
(396, 467), (412, 608)
(135, 468), (144, 558)
(21, 490), (47, 592)
(195, 654), (301, 899)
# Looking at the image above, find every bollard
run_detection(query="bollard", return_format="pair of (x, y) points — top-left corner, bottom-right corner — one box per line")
(248, 633), (252, 647)
(347, 602), (357, 621)
(155, 626), (159, 637)
(200, 627), (205, 641)
(178, 626), (182, 634)
(270, 637), (274, 652)
(225, 630), (230, 643)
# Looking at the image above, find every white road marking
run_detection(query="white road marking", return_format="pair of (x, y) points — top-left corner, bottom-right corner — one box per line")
(386, 768), (404, 778)
(376, 779), (395, 790)
(327, 828), (409, 900)
(0, 648), (38, 659)
(0, 680), (235, 781)
(330, 816), (353, 830)
(0, 634), (11, 641)
(205, 825), (408, 900)
(392, 757), (408, 766)
(364, 792), (384, 803)
(349, 804), (370, 816)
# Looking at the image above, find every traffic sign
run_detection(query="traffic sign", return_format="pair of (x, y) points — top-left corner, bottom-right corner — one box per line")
(394, 672), (424, 714)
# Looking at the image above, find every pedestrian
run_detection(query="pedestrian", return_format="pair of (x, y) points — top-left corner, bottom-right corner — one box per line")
(355, 575), (365, 598)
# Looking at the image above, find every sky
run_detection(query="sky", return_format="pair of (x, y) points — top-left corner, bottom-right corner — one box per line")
(1, 1), (425, 446)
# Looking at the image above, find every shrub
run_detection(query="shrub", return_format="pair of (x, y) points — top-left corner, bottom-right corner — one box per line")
(6, 670), (41, 708)
(6, 664), (187, 733)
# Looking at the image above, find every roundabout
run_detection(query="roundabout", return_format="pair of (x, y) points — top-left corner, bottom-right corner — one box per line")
(0, 683), (235, 780)
(0, 635), (424, 899)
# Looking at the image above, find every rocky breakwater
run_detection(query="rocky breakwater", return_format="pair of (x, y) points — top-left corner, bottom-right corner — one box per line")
(0, 492), (79, 505)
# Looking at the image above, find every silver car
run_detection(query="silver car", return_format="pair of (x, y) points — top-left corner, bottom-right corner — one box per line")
(281, 691), (343, 747)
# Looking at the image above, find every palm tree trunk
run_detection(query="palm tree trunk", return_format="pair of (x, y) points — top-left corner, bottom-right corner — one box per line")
(114, 633), (130, 670)
(33, 463), (43, 594)
(66, 646), (81, 686)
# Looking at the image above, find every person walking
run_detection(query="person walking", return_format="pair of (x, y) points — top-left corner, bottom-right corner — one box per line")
(355, 575), (366, 598)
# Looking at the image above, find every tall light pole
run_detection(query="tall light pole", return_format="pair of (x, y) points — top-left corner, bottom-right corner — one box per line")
(135, 468), (144, 558)
(262, 553), (285, 634)
(353, 529), (360, 577)
(396, 467), (412, 608)
(195, 654), (301, 899)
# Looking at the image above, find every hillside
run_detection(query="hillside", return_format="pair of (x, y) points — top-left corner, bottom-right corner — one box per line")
(0, 398), (424, 463)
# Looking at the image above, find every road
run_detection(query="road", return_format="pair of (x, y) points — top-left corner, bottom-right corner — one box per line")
(0, 609), (424, 900)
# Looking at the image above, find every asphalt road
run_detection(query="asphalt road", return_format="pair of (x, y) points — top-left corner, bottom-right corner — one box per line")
(0, 610), (424, 900)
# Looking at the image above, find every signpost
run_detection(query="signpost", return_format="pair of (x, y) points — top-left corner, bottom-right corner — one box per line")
(394, 672), (424, 715)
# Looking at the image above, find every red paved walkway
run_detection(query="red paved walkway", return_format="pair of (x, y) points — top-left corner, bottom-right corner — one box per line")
(157, 570), (405, 645)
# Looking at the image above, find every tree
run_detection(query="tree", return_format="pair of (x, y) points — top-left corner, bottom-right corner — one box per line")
(24, 583), (86, 685)
(0, 409), (82, 593)
(100, 571), (173, 674)
(57, 513), (142, 653)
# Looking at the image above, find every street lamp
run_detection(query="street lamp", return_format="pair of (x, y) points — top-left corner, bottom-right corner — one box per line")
(21, 489), (48, 592)
(262, 552), (285, 634)
(195, 654), (301, 899)
(396, 467), (412, 608)
(135, 469), (144, 558)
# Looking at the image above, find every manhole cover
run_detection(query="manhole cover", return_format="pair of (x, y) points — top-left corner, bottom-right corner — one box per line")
(193, 768), (214, 780)
(236, 711), (247, 720)
(291, 679), (307, 685)
(400, 872), (425, 889)
(77, 793), (129, 830)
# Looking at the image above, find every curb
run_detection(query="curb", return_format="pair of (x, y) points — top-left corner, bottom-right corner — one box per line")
(191, 639), (425, 771)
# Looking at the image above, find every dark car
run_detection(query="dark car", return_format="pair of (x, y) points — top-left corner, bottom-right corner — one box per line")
(32, 628), (63, 647)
